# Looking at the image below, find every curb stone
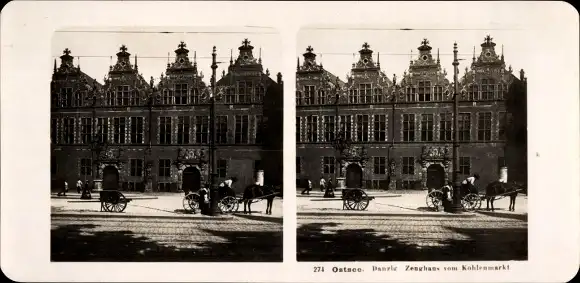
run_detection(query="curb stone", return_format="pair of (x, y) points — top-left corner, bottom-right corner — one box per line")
(297, 211), (478, 218)
(51, 211), (235, 221)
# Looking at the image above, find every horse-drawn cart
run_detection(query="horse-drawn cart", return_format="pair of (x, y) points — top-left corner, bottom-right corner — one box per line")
(341, 188), (376, 211)
(426, 181), (525, 212)
(68, 190), (158, 213)
(182, 186), (279, 214)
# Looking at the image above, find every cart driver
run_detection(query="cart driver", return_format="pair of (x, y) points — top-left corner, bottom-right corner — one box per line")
(461, 173), (480, 195)
(219, 177), (238, 197)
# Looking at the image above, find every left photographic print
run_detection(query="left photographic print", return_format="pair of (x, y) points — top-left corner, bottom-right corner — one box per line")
(50, 27), (284, 262)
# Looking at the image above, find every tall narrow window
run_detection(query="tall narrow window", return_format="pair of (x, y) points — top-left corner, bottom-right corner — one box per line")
(62, 117), (75, 144)
(434, 85), (444, 101)
(191, 87), (201, 104)
(159, 117), (172, 144)
(356, 114), (369, 142)
(254, 84), (265, 103)
(217, 160), (227, 178)
(216, 116), (228, 144)
(235, 115), (249, 144)
(74, 90), (82, 107)
(60, 87), (73, 107)
(349, 88), (359, 104)
(360, 84), (372, 103)
(421, 114), (434, 141)
(295, 90), (302, 106)
(238, 81), (249, 103)
(80, 158), (92, 176)
(116, 85), (130, 106)
(113, 117), (126, 144)
(304, 85), (315, 105)
(339, 115), (352, 140)
(306, 116), (318, 142)
(177, 116), (190, 144)
(373, 88), (383, 103)
(130, 88), (139, 106)
(162, 89), (173, 105)
(195, 116), (209, 144)
(323, 116), (335, 142)
(81, 118), (92, 144)
(498, 112), (507, 140)
(374, 157), (386, 175)
(130, 159), (143, 177)
(226, 86), (236, 104)
(468, 84), (479, 100)
(51, 118), (58, 144)
(296, 117), (301, 143)
(255, 115), (264, 144)
(458, 113), (471, 141)
(480, 79), (496, 100)
(406, 86), (416, 102)
(459, 157), (471, 175)
(418, 81), (432, 101)
(374, 114), (386, 141)
(439, 113), (452, 141)
(402, 157), (414, 175)
(96, 118), (108, 143)
(317, 89), (326, 105)
(130, 117), (143, 144)
(402, 114), (415, 142)
(158, 159), (171, 177)
(174, 83), (189, 105)
(323, 156), (335, 174)
(477, 112), (492, 141)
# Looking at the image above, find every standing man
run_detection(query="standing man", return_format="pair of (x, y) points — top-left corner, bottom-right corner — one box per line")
(76, 179), (83, 194)
(57, 180), (68, 196)
(301, 178), (312, 195)
(461, 173), (480, 196)
(319, 177), (326, 192)
(440, 181), (454, 212)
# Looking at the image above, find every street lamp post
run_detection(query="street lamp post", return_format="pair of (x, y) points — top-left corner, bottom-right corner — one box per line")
(206, 46), (221, 216)
(449, 42), (463, 213)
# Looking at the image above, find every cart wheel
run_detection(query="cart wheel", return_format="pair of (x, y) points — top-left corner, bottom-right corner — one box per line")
(462, 193), (480, 211)
(218, 196), (239, 213)
(344, 189), (369, 211)
(426, 190), (444, 211)
(182, 193), (200, 213)
(103, 191), (127, 213)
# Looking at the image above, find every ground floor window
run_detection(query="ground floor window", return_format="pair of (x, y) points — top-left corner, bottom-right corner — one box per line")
(459, 157), (471, 175)
(124, 181), (144, 192)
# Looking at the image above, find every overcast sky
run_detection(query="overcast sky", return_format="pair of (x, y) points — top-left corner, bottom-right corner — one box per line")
(297, 27), (532, 81)
(52, 26), (282, 84)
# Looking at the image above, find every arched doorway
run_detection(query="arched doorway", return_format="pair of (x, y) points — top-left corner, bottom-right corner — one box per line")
(345, 163), (363, 188)
(182, 166), (201, 194)
(426, 164), (445, 190)
(102, 166), (119, 190)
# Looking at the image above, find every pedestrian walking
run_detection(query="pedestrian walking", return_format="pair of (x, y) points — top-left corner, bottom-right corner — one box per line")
(57, 180), (68, 196)
(76, 179), (83, 194)
(319, 177), (326, 192)
(324, 178), (335, 198)
(301, 178), (312, 195)
(81, 181), (91, 199)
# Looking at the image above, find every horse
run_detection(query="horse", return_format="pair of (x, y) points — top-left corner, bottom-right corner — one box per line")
(242, 184), (276, 214)
(484, 181), (526, 212)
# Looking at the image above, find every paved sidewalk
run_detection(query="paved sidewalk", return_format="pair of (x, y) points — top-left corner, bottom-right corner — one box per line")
(296, 190), (528, 218)
(51, 193), (284, 221)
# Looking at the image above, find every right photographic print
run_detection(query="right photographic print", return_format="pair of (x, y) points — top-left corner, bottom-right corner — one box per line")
(295, 27), (528, 261)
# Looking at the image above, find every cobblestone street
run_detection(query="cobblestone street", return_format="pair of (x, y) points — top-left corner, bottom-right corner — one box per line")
(297, 213), (527, 261)
(51, 214), (282, 262)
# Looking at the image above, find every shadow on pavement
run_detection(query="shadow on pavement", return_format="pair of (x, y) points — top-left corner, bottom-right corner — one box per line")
(476, 211), (528, 221)
(233, 213), (283, 224)
(52, 223), (282, 262)
(297, 222), (527, 261)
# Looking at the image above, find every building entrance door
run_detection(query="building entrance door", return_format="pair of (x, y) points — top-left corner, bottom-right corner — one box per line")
(102, 166), (119, 190)
(345, 163), (363, 188)
(426, 164), (445, 190)
(182, 166), (201, 194)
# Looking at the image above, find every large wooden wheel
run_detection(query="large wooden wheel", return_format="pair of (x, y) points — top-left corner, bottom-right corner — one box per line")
(343, 188), (370, 211)
(102, 191), (128, 213)
(462, 193), (481, 211)
(182, 192), (201, 213)
(426, 190), (444, 211)
(218, 196), (239, 213)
